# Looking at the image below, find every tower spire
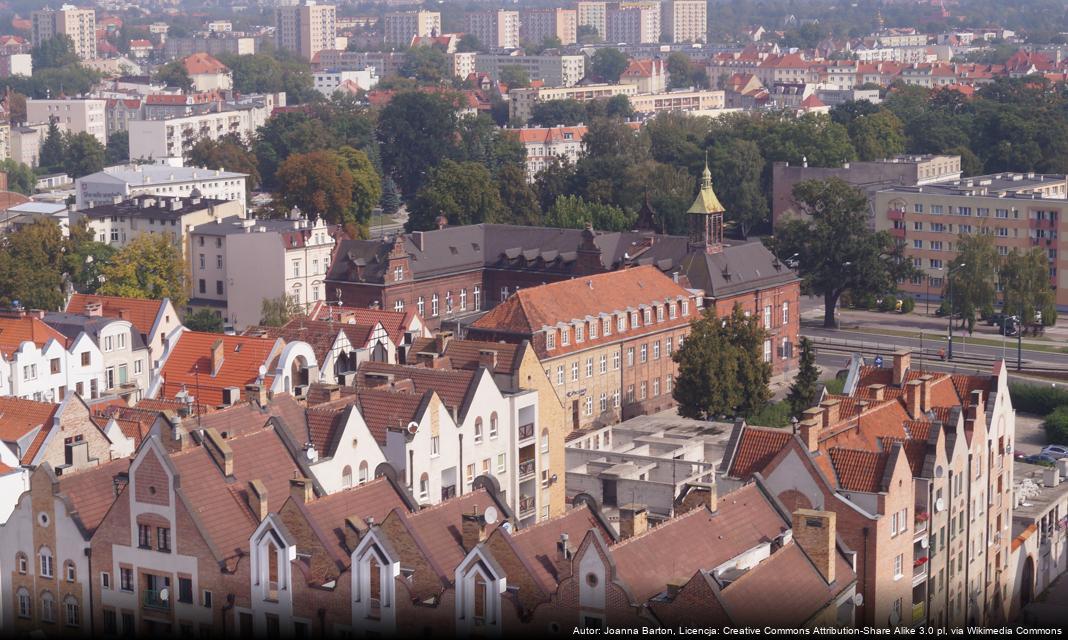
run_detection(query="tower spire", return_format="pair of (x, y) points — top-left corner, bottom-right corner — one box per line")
(688, 150), (726, 255)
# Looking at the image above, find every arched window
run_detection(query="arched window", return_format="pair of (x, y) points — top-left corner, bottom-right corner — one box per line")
(15, 552), (27, 574)
(489, 413), (498, 439)
(64, 595), (80, 627)
(16, 587), (31, 619)
(358, 461), (369, 485)
(540, 429), (549, 454)
(419, 473), (429, 500)
(342, 465), (353, 488)
(474, 418), (483, 443)
(39, 546), (54, 578)
(40, 591), (55, 623)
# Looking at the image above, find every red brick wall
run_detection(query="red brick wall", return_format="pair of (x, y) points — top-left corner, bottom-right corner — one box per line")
(134, 450), (170, 507)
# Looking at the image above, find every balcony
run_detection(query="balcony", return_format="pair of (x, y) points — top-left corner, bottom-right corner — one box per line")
(519, 495), (535, 517)
(142, 589), (169, 611)
(888, 209), (906, 221)
(914, 511), (929, 538)
(912, 557), (928, 585)
(891, 227), (907, 239)
(518, 422), (535, 442)
(518, 459), (536, 480)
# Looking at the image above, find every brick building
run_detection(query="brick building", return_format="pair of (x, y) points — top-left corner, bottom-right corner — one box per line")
(721, 351), (1014, 627)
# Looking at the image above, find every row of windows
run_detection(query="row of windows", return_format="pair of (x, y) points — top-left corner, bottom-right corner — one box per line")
(911, 203), (1019, 219)
(14, 589), (79, 626)
(14, 549), (76, 581)
(546, 299), (690, 350)
(413, 286), (482, 318)
(550, 338), (680, 385)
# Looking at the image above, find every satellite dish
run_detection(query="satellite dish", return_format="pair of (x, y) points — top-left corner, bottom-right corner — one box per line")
(920, 537), (928, 549)
(853, 593), (864, 607)
(935, 498), (945, 512)
(258, 364), (267, 378)
(483, 506), (498, 525)
(406, 421), (419, 435)
(501, 521), (513, 534)
(159, 588), (170, 602)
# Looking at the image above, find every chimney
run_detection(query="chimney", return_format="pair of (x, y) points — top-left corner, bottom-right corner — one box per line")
(892, 349), (910, 386)
(918, 375), (933, 413)
(343, 516), (369, 552)
(665, 580), (685, 599)
(792, 509), (836, 584)
(307, 383), (341, 405)
(678, 481), (717, 514)
(203, 428), (234, 477)
(85, 302), (103, 317)
(461, 509), (489, 551)
(478, 349), (497, 371)
(906, 380), (923, 419)
(436, 214), (448, 230)
(618, 504), (648, 539)
(210, 339), (225, 376)
(289, 477), (313, 504)
(867, 383), (886, 400)
(435, 331), (453, 353)
(556, 532), (573, 579)
(1044, 467), (1060, 488)
(245, 383), (268, 407)
(248, 479), (268, 521)
(819, 399), (840, 429)
(798, 418), (821, 453)
(965, 388), (986, 430)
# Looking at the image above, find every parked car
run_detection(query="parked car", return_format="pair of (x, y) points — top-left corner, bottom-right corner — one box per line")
(1040, 444), (1068, 459)
(1022, 453), (1058, 466)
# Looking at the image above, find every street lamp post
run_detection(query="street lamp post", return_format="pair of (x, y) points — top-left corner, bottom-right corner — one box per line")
(837, 261), (853, 328)
(925, 266), (944, 316)
(947, 263), (966, 361)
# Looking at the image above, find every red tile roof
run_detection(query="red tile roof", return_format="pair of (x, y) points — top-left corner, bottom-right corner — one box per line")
(405, 489), (502, 573)
(727, 426), (792, 478)
(183, 52), (229, 75)
(307, 301), (418, 346)
(0, 316), (69, 356)
(356, 388), (428, 445)
(245, 319), (343, 365)
(827, 448), (889, 493)
(158, 331), (280, 407)
(66, 293), (165, 338)
(0, 396), (58, 444)
(611, 484), (787, 602)
(303, 477), (410, 564)
(357, 362), (475, 418)
(509, 504), (609, 587)
(58, 457), (129, 535)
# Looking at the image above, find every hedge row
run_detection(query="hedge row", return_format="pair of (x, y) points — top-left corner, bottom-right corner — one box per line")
(1009, 382), (1068, 415)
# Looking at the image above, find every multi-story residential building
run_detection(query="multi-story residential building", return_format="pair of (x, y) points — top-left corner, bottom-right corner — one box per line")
(70, 194), (244, 260)
(606, 2), (660, 44)
(275, 0), (337, 61)
(660, 0), (707, 43)
(65, 294), (183, 372)
(0, 314), (106, 403)
(629, 88), (725, 114)
(43, 312), (151, 401)
(75, 163), (248, 211)
(722, 350), (1015, 626)
(519, 8), (578, 46)
(577, 1), (608, 40)
(0, 53), (31, 77)
(773, 155), (962, 227)
(620, 58), (668, 93)
(754, 52), (815, 87)
(31, 4), (96, 60)
(516, 125), (588, 180)
(468, 265), (698, 429)
(186, 214), (338, 328)
(25, 99), (107, 146)
(181, 53), (233, 92)
(449, 51), (477, 80)
(312, 67), (378, 95)
(508, 83), (638, 123)
(873, 172), (1068, 307)
(383, 10), (440, 47)
(464, 10), (520, 50)
(1008, 459), (1068, 620)
(127, 105), (268, 161)
(162, 33), (257, 60)
(474, 53), (585, 88)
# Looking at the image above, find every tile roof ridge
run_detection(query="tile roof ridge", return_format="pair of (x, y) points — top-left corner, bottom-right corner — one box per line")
(409, 488), (488, 519)
(310, 475), (389, 504)
(511, 504), (588, 538)
(609, 504), (710, 550)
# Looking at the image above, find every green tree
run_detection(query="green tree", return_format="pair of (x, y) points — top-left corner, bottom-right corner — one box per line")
(98, 234), (187, 307)
(31, 35), (79, 69)
(62, 131), (105, 178)
(665, 52), (709, 90)
(64, 220), (114, 294)
(155, 60), (194, 91)
(786, 337), (819, 417)
(39, 119), (64, 172)
(408, 160), (504, 230)
(105, 131), (129, 165)
(457, 34), (482, 53)
(848, 110), (906, 161)
(218, 51), (316, 104)
(456, 114), (525, 173)
(1001, 247), (1057, 326)
(529, 99), (587, 127)
(769, 178), (917, 328)
(499, 65), (530, 88)
(260, 296), (302, 327)
(589, 48), (628, 83)
(0, 159), (36, 194)
(544, 194), (634, 231)
(377, 91), (460, 196)
(945, 233), (998, 332)
(380, 175), (402, 216)
(534, 158), (576, 212)
(496, 164), (541, 226)
(337, 145), (382, 225)
(184, 308), (225, 333)
(0, 220), (67, 310)
(708, 138), (768, 238)
(672, 305), (771, 419)
(400, 46), (449, 84)
(605, 94), (634, 119)
(254, 112), (334, 188)
(188, 134), (262, 191)
(275, 149), (357, 225)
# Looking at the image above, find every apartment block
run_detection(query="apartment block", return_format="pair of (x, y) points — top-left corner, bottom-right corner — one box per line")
(162, 33), (257, 60)
(629, 88), (725, 114)
(383, 10), (441, 47)
(508, 83), (638, 123)
(722, 351), (1015, 626)
(606, 2), (660, 44)
(516, 125), (588, 180)
(75, 164), (248, 211)
(275, 0), (336, 61)
(25, 99), (107, 146)
(873, 172), (1068, 307)
(474, 53), (585, 88)
(464, 10), (520, 50)
(65, 293), (183, 372)
(312, 67), (378, 96)
(31, 4), (96, 60)
(577, 1), (608, 39)
(125, 102), (274, 161)
(0, 53), (31, 77)
(186, 214), (338, 328)
(519, 8), (578, 46)
(660, 0), (707, 43)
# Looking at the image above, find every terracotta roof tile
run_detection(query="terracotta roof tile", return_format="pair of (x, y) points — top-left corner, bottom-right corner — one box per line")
(728, 427), (792, 478)
(406, 489), (502, 572)
(611, 484), (787, 602)
(307, 303), (415, 345)
(158, 331), (280, 407)
(66, 293), (165, 338)
(245, 319), (343, 365)
(303, 477), (410, 564)
(0, 316), (69, 356)
(509, 504), (609, 587)
(827, 448), (889, 493)
(0, 396), (58, 444)
(357, 362), (474, 418)
(183, 52), (229, 75)
(58, 457), (129, 535)
(356, 388), (427, 446)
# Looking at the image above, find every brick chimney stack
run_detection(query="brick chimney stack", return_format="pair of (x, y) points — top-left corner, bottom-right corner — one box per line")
(461, 509), (489, 551)
(906, 379), (923, 419)
(792, 509), (837, 584)
(893, 349), (911, 386)
(248, 479), (268, 521)
(289, 477), (313, 504)
(618, 503), (649, 539)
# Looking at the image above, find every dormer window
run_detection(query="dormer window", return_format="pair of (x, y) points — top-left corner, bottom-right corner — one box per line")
(602, 317), (611, 336)
(589, 322), (597, 340)
(631, 312), (639, 328)
(575, 324), (584, 342)
(617, 315), (625, 332)
(656, 306), (665, 322)
(643, 309), (652, 324)
(669, 303), (677, 319)
(393, 266), (403, 281)
(561, 328), (570, 346)
(546, 331), (556, 350)
(682, 300), (690, 316)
